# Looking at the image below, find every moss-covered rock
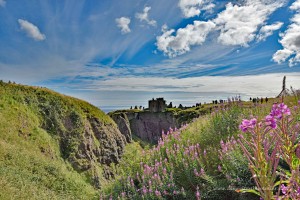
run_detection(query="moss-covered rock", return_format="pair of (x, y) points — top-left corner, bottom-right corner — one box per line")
(0, 81), (126, 198)
(110, 112), (132, 143)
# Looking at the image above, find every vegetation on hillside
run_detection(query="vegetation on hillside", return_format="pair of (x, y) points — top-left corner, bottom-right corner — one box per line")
(109, 102), (217, 128)
(1, 80), (299, 200)
(109, 97), (279, 126)
(0, 81), (125, 199)
(103, 95), (300, 200)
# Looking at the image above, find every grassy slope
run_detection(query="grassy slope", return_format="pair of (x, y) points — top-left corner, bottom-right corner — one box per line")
(0, 82), (116, 199)
(1, 80), (298, 199)
(103, 95), (299, 199)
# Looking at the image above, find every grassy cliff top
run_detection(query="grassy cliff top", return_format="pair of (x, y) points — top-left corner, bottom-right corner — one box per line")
(0, 81), (113, 125)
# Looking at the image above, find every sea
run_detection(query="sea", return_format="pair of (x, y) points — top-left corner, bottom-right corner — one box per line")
(99, 106), (130, 113)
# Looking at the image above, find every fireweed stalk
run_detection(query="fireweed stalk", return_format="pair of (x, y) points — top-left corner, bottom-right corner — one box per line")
(234, 102), (300, 199)
(273, 102), (300, 200)
(238, 118), (281, 199)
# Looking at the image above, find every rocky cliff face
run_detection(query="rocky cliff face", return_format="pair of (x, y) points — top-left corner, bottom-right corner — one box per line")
(64, 116), (125, 167)
(110, 113), (132, 143)
(38, 93), (128, 188)
(0, 82), (126, 189)
(111, 111), (179, 143)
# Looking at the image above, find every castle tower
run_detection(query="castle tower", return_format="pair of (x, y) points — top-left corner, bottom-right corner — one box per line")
(149, 98), (166, 112)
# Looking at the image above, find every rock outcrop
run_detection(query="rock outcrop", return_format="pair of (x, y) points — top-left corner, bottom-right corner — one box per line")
(111, 111), (179, 143)
(111, 113), (132, 143)
(0, 82), (126, 189)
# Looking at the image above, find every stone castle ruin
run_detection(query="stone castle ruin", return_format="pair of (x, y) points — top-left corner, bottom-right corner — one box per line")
(149, 98), (167, 112)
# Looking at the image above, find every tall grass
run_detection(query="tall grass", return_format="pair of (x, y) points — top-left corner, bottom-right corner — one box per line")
(104, 97), (299, 200)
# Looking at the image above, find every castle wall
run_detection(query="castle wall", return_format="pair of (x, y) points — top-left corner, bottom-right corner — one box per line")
(149, 98), (166, 112)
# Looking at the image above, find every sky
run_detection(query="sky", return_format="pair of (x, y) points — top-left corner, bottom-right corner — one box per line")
(0, 0), (300, 111)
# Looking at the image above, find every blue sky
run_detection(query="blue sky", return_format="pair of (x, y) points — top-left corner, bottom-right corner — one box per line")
(0, 0), (300, 111)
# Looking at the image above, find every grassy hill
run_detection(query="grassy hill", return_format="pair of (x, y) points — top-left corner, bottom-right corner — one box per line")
(0, 81), (126, 199)
(1, 80), (299, 200)
(103, 95), (300, 199)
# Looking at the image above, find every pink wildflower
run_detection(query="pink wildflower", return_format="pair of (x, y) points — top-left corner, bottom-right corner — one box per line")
(162, 168), (167, 175)
(155, 189), (161, 197)
(265, 115), (277, 129)
(200, 168), (205, 174)
(121, 192), (126, 198)
(239, 118), (257, 132)
(270, 103), (291, 119)
(296, 144), (300, 159)
(281, 184), (288, 195)
(194, 168), (199, 176)
(196, 186), (201, 200)
(218, 165), (222, 172)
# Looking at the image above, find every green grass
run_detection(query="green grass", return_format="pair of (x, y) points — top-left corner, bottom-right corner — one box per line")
(0, 81), (124, 199)
(103, 95), (299, 199)
(0, 139), (98, 199)
(1, 80), (299, 200)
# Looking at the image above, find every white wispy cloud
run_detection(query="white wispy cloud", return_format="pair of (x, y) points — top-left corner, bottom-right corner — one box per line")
(115, 17), (131, 34)
(41, 71), (300, 108)
(273, 0), (300, 66)
(79, 62), (219, 79)
(0, 0), (6, 7)
(135, 6), (157, 26)
(256, 22), (283, 42)
(18, 19), (46, 41)
(156, 20), (216, 57)
(178, 0), (215, 18)
(214, 0), (285, 46)
(77, 64), (129, 78)
(68, 73), (300, 98)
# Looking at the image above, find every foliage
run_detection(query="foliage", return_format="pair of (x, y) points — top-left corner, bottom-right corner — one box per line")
(0, 81), (119, 199)
(105, 126), (216, 199)
(1, 80), (299, 200)
(221, 100), (300, 199)
(104, 96), (299, 200)
(104, 102), (251, 199)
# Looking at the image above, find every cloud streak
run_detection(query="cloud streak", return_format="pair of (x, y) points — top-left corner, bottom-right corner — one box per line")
(46, 73), (300, 109)
(75, 73), (300, 95)
(18, 19), (46, 41)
